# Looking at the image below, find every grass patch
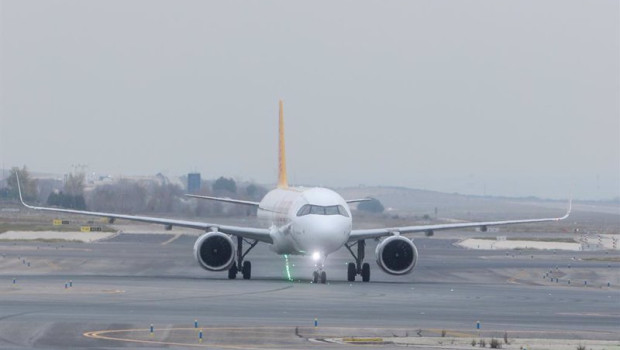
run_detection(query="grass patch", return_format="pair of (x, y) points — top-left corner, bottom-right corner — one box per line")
(473, 237), (576, 243)
(490, 338), (502, 349)
(0, 223), (115, 233)
(0, 238), (84, 243)
(583, 257), (620, 263)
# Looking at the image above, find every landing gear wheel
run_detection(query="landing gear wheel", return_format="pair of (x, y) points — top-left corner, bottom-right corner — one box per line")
(361, 263), (370, 282)
(228, 264), (238, 279)
(347, 262), (356, 282)
(312, 271), (319, 283)
(242, 261), (252, 280)
(320, 271), (327, 284)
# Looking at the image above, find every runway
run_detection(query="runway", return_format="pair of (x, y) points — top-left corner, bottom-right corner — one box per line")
(1, 233), (618, 349)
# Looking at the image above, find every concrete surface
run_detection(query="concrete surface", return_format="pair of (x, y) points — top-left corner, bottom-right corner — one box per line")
(0, 231), (618, 349)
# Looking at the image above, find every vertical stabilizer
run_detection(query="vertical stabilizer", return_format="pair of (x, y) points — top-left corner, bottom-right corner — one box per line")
(278, 100), (288, 189)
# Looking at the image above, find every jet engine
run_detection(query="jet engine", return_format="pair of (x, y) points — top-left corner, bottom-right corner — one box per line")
(193, 232), (236, 271)
(375, 235), (418, 275)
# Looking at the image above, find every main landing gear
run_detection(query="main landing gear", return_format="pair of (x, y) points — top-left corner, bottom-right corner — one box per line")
(228, 236), (258, 280)
(345, 239), (370, 282)
(312, 268), (327, 284)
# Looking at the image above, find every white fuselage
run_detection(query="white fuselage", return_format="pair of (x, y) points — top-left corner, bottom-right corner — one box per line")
(257, 187), (352, 258)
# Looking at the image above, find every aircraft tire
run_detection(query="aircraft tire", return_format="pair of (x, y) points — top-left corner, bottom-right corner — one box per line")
(361, 263), (370, 282)
(242, 261), (252, 280)
(228, 264), (238, 279)
(320, 271), (327, 284)
(312, 271), (319, 283)
(347, 262), (356, 282)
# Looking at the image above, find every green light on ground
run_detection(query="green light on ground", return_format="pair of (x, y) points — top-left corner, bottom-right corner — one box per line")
(283, 254), (293, 281)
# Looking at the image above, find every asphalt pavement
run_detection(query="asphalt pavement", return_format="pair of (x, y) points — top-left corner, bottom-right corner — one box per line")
(0, 232), (618, 349)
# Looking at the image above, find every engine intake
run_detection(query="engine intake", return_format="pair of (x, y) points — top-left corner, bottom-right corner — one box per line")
(375, 235), (418, 275)
(193, 232), (236, 271)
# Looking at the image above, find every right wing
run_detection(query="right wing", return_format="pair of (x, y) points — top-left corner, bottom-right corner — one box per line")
(16, 176), (272, 243)
(184, 194), (260, 207)
(349, 201), (571, 241)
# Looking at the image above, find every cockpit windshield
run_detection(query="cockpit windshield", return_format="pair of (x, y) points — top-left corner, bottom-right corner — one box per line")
(296, 204), (349, 217)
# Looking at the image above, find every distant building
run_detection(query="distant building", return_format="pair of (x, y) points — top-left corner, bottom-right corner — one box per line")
(187, 173), (201, 193)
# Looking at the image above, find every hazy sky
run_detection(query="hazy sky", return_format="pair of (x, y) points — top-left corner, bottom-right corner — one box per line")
(1, 1), (618, 200)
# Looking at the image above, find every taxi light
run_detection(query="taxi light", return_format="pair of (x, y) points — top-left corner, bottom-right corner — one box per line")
(312, 251), (321, 261)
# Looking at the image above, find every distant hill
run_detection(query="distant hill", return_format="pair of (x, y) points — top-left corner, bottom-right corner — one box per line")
(336, 185), (619, 220)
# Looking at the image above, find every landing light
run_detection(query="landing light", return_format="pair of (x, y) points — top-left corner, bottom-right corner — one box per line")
(312, 251), (321, 261)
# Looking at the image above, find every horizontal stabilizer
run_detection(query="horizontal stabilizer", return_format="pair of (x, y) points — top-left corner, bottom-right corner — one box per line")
(345, 198), (374, 204)
(185, 194), (260, 207)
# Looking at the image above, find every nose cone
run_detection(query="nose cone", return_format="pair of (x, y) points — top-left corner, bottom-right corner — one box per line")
(293, 215), (351, 255)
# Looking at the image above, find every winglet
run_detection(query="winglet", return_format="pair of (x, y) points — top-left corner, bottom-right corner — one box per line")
(15, 172), (32, 209)
(561, 198), (572, 220)
(277, 100), (288, 189)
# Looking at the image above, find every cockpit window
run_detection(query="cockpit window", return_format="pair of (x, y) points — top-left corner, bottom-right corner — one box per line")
(324, 206), (340, 215)
(297, 204), (311, 216)
(296, 204), (349, 217)
(310, 205), (325, 215)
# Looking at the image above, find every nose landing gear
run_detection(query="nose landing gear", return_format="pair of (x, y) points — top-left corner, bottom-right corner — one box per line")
(345, 239), (370, 282)
(312, 257), (327, 284)
(312, 270), (327, 284)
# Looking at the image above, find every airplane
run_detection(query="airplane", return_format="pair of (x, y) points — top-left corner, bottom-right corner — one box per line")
(16, 100), (572, 283)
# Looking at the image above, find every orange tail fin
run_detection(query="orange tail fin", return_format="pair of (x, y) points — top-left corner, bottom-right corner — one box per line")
(277, 100), (288, 188)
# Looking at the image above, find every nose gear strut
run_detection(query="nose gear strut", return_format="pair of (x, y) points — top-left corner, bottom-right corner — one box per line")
(312, 256), (327, 284)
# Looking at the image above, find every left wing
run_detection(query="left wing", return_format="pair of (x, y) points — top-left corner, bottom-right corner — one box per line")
(349, 200), (571, 241)
(16, 176), (272, 243)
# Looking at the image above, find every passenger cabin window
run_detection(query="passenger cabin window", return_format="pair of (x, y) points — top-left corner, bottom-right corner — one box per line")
(296, 204), (349, 217)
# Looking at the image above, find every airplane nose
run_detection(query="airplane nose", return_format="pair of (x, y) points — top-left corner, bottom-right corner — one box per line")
(312, 216), (349, 235)
(296, 216), (351, 253)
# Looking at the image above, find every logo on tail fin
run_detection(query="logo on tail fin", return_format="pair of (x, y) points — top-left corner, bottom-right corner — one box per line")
(278, 100), (288, 189)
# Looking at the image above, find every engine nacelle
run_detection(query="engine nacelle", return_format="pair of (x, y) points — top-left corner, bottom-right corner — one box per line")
(375, 235), (418, 275)
(193, 232), (236, 271)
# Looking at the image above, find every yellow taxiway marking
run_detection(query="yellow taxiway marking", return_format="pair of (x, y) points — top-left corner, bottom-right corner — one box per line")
(161, 233), (182, 246)
(101, 289), (125, 294)
(427, 328), (474, 338)
(84, 326), (425, 349)
(342, 337), (384, 342)
(85, 328), (243, 349)
(87, 326), (615, 349)
(85, 327), (319, 349)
